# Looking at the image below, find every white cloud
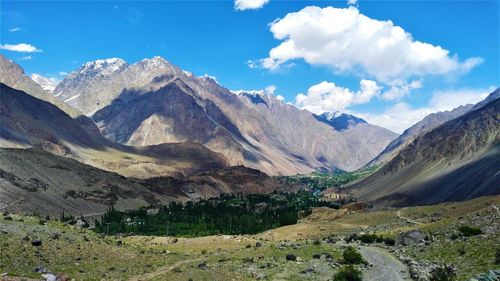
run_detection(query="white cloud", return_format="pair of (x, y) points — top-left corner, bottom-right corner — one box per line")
(276, 95), (285, 101)
(59, 71), (68, 76)
(235, 0), (269, 11)
(8, 27), (21, 32)
(347, 0), (357, 5)
(0, 43), (42, 53)
(259, 6), (482, 83)
(382, 80), (423, 100)
(20, 55), (33, 60)
(265, 85), (277, 95)
(295, 79), (381, 114)
(357, 87), (494, 133)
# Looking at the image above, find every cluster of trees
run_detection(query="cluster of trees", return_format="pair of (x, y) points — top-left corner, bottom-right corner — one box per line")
(94, 191), (339, 237)
(277, 167), (376, 191)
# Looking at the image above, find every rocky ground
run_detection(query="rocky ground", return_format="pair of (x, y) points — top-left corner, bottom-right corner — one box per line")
(1, 195), (498, 281)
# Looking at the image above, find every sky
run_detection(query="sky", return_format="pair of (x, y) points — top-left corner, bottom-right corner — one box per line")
(1, 0), (499, 133)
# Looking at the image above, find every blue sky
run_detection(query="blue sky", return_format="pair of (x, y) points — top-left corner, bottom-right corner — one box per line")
(1, 0), (498, 132)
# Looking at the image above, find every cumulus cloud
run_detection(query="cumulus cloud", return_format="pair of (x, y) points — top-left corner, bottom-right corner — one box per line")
(259, 6), (482, 83)
(357, 87), (494, 133)
(295, 79), (381, 114)
(0, 43), (42, 53)
(235, 0), (269, 11)
(8, 27), (21, 32)
(382, 80), (423, 100)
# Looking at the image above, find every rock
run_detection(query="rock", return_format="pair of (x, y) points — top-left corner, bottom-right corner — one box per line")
(31, 239), (42, 247)
(51, 233), (60, 240)
(171, 238), (178, 244)
(22, 236), (30, 242)
(255, 242), (262, 247)
(42, 273), (58, 281)
(34, 265), (47, 273)
(285, 254), (297, 261)
(198, 262), (208, 269)
(312, 253), (321, 259)
(75, 219), (89, 228)
(396, 229), (430, 246)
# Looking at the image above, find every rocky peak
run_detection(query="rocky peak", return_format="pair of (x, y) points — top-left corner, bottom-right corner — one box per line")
(68, 58), (128, 79)
(30, 73), (59, 93)
(314, 112), (367, 131)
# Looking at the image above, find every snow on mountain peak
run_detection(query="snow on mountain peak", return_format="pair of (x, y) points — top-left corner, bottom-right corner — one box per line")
(73, 57), (128, 78)
(321, 111), (343, 120)
(30, 73), (59, 93)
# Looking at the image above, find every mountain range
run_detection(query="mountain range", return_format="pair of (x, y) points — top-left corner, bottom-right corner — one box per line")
(348, 89), (500, 206)
(50, 56), (397, 175)
(1, 53), (499, 214)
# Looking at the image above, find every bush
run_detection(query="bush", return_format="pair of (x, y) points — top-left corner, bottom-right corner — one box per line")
(333, 265), (363, 281)
(358, 234), (377, 244)
(495, 248), (500, 265)
(458, 225), (482, 237)
(384, 238), (396, 246)
(429, 264), (456, 281)
(343, 246), (364, 264)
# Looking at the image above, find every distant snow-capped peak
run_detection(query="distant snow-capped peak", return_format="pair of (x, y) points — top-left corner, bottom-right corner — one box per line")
(320, 111), (343, 120)
(69, 57), (128, 78)
(30, 73), (59, 93)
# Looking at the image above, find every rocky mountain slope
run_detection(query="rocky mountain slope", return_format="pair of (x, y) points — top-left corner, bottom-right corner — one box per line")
(0, 148), (290, 216)
(348, 91), (500, 206)
(0, 83), (227, 178)
(54, 56), (397, 175)
(367, 104), (474, 166)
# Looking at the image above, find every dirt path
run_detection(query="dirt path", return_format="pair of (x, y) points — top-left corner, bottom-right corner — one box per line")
(359, 246), (411, 281)
(127, 258), (202, 281)
(397, 210), (423, 225)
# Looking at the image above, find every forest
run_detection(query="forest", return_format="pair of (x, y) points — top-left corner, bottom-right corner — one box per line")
(94, 191), (339, 237)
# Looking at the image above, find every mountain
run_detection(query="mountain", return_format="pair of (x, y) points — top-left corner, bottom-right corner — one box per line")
(313, 111), (366, 131)
(347, 91), (500, 206)
(0, 83), (227, 178)
(54, 56), (397, 175)
(367, 104), (474, 166)
(0, 147), (291, 216)
(0, 54), (101, 136)
(30, 73), (59, 93)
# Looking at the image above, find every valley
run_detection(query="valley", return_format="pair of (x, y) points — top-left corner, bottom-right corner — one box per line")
(1, 196), (498, 281)
(0, 2), (499, 279)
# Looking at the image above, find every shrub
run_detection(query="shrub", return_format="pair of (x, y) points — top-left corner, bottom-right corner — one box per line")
(450, 233), (459, 240)
(358, 234), (377, 244)
(333, 265), (363, 281)
(384, 238), (396, 246)
(429, 264), (456, 281)
(495, 248), (500, 265)
(343, 246), (364, 264)
(458, 225), (482, 237)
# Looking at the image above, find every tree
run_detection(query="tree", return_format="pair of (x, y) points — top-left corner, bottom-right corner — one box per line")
(333, 265), (363, 281)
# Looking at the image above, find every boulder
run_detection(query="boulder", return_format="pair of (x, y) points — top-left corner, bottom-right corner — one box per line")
(285, 254), (297, 261)
(31, 239), (42, 247)
(396, 229), (430, 246)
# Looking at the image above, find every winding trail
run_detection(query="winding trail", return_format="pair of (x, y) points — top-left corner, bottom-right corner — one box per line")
(127, 258), (203, 281)
(359, 246), (411, 281)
